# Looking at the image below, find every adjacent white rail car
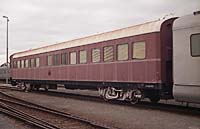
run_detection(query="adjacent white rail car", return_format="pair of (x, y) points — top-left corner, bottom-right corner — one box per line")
(173, 12), (200, 104)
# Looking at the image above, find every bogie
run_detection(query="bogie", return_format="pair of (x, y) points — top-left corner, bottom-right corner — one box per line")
(98, 87), (143, 104)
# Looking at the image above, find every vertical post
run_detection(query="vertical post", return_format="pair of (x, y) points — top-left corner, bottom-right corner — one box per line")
(3, 16), (9, 84)
(6, 18), (9, 84)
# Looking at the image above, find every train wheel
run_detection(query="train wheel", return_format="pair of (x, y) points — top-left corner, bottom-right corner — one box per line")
(102, 88), (110, 101)
(130, 90), (142, 104)
(149, 96), (160, 103)
(25, 84), (33, 92)
(20, 83), (26, 91)
(44, 85), (49, 91)
(102, 87), (118, 101)
(35, 87), (40, 91)
(130, 98), (139, 104)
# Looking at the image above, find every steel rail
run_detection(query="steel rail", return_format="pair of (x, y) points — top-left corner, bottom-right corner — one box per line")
(0, 86), (21, 91)
(31, 90), (200, 117)
(0, 91), (116, 129)
(0, 102), (60, 129)
(1, 86), (199, 118)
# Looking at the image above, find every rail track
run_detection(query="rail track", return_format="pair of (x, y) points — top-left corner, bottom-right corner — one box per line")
(0, 102), (60, 129)
(0, 90), (115, 129)
(1, 85), (200, 118)
(0, 85), (21, 91)
(33, 90), (200, 116)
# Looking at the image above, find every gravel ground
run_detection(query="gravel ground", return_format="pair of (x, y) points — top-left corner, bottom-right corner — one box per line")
(0, 114), (35, 129)
(2, 89), (200, 129)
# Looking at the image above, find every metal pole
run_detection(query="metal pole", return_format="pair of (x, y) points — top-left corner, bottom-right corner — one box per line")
(6, 18), (9, 84)
(3, 16), (9, 84)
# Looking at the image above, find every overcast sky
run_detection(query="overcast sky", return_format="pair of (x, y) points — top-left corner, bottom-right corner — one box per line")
(0, 0), (199, 64)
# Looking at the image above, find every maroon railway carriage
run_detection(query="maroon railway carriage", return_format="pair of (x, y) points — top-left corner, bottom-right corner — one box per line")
(10, 17), (176, 103)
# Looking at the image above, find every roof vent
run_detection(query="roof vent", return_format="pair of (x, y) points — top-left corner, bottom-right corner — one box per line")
(193, 11), (200, 15)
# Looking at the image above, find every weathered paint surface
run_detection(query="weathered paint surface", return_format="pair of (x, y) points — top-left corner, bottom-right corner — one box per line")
(11, 32), (162, 83)
(10, 18), (175, 85)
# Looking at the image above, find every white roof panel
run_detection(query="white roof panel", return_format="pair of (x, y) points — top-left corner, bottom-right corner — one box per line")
(173, 14), (200, 31)
(12, 19), (165, 58)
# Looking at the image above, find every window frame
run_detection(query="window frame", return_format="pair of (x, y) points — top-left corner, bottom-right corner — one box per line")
(61, 53), (67, 65)
(190, 33), (200, 57)
(69, 51), (77, 65)
(79, 50), (87, 64)
(117, 43), (129, 61)
(103, 45), (114, 62)
(21, 60), (24, 68)
(53, 54), (60, 66)
(30, 58), (36, 68)
(15, 61), (17, 68)
(13, 61), (17, 68)
(47, 55), (53, 66)
(25, 59), (29, 68)
(17, 60), (21, 68)
(36, 57), (40, 67)
(91, 48), (101, 63)
(132, 41), (146, 60)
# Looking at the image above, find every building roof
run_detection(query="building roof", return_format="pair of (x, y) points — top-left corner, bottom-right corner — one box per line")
(12, 19), (166, 58)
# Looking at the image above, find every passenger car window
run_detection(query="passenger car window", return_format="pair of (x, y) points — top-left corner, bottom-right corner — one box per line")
(191, 34), (200, 57)
(133, 42), (146, 59)
(70, 52), (76, 64)
(14, 61), (17, 68)
(21, 60), (24, 68)
(103, 46), (113, 62)
(31, 58), (35, 67)
(17, 60), (20, 68)
(61, 53), (67, 65)
(36, 58), (40, 67)
(53, 54), (60, 65)
(92, 48), (100, 63)
(117, 44), (128, 61)
(79, 50), (87, 64)
(47, 55), (53, 66)
(25, 59), (29, 68)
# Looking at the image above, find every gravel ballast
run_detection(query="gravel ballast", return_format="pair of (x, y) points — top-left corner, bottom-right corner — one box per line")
(2, 90), (200, 129)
